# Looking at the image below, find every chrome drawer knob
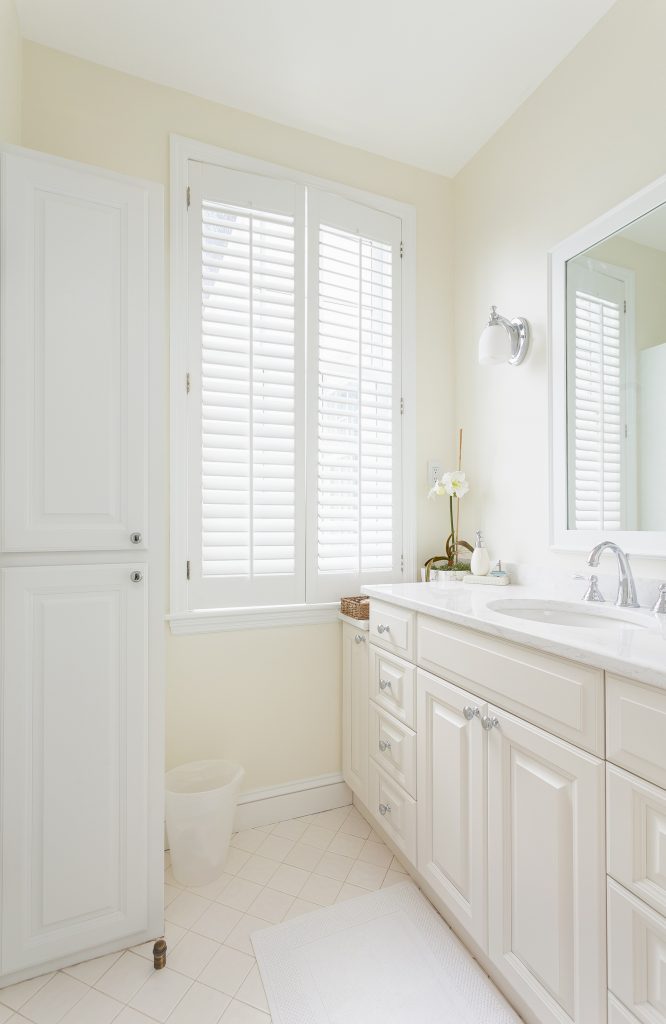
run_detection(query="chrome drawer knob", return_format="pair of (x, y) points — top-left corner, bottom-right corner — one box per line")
(130, 570), (143, 583)
(378, 739), (392, 752)
(378, 803), (391, 816)
(130, 532), (142, 544)
(481, 715), (499, 731)
(354, 633), (366, 644)
(377, 623), (390, 634)
(463, 705), (480, 721)
(378, 679), (392, 691)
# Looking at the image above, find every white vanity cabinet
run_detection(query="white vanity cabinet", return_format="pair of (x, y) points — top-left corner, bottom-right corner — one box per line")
(341, 620), (369, 806)
(356, 597), (626, 1024)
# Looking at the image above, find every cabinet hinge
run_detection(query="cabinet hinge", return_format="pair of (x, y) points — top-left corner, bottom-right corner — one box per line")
(186, 185), (191, 209)
(400, 241), (404, 259)
(186, 560), (191, 581)
(186, 372), (191, 394)
(400, 397), (404, 415)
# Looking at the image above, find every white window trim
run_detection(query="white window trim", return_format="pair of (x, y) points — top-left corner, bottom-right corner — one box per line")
(168, 134), (416, 633)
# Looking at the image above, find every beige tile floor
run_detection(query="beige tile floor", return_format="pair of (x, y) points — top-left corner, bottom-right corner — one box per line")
(0, 804), (409, 1024)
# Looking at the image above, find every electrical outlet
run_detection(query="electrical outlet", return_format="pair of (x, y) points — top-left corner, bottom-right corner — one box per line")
(427, 460), (442, 488)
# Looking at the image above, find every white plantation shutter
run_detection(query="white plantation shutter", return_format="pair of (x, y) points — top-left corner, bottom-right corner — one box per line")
(306, 190), (403, 603)
(187, 163), (305, 609)
(566, 262), (627, 531)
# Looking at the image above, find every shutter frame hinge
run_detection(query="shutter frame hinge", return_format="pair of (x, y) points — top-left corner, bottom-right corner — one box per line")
(186, 560), (190, 581)
(186, 372), (191, 394)
(624, 299), (627, 313)
(186, 185), (191, 209)
(400, 241), (404, 259)
(400, 553), (405, 573)
(400, 397), (404, 415)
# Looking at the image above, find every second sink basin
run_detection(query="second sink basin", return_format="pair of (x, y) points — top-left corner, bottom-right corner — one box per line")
(486, 598), (649, 631)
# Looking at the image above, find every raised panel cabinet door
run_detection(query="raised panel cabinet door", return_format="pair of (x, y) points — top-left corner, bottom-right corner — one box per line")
(342, 623), (368, 805)
(416, 669), (487, 950)
(0, 150), (158, 551)
(1, 564), (152, 972)
(487, 706), (606, 1024)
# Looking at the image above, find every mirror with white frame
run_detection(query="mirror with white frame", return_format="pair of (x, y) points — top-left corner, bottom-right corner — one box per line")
(550, 175), (666, 556)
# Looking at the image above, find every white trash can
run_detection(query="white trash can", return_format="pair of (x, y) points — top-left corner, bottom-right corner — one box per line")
(166, 760), (244, 886)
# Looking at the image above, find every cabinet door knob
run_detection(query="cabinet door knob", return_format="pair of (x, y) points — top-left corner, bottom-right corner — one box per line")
(130, 570), (143, 583)
(378, 803), (391, 816)
(379, 678), (392, 691)
(130, 532), (143, 544)
(354, 633), (366, 644)
(481, 715), (499, 731)
(378, 739), (392, 752)
(463, 705), (480, 721)
(377, 623), (390, 634)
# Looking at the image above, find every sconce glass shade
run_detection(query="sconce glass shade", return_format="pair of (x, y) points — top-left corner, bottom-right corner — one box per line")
(478, 322), (512, 365)
(478, 306), (530, 366)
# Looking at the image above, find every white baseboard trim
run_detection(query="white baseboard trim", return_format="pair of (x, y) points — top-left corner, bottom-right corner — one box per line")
(233, 772), (352, 831)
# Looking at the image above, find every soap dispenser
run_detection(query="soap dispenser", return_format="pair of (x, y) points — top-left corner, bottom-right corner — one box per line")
(471, 530), (490, 576)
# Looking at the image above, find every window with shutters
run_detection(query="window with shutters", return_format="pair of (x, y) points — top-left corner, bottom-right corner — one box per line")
(176, 155), (409, 618)
(566, 259), (635, 531)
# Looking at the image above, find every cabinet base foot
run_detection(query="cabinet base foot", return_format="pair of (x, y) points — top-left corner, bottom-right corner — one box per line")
(153, 939), (167, 970)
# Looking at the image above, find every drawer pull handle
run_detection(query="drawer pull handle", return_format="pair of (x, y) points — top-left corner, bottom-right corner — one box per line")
(354, 633), (366, 644)
(378, 739), (392, 752)
(377, 623), (391, 634)
(463, 705), (480, 721)
(481, 715), (500, 731)
(379, 678), (392, 691)
(378, 803), (391, 816)
(130, 570), (143, 583)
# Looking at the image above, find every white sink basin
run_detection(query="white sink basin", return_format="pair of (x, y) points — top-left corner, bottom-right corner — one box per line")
(486, 598), (649, 631)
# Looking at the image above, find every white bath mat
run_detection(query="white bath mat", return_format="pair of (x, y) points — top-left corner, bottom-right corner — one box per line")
(252, 881), (522, 1023)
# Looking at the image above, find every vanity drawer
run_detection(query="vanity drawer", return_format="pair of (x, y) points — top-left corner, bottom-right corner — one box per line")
(369, 701), (417, 798)
(608, 879), (666, 1024)
(369, 645), (416, 729)
(417, 614), (604, 754)
(608, 765), (666, 917)
(369, 600), (414, 660)
(607, 675), (666, 789)
(368, 760), (416, 864)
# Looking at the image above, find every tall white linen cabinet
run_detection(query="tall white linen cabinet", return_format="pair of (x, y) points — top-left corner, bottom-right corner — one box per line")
(0, 145), (165, 985)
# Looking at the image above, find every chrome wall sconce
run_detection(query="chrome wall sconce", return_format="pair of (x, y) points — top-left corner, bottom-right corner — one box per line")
(478, 306), (530, 366)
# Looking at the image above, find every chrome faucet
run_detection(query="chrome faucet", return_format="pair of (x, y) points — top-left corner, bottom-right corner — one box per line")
(586, 541), (639, 609)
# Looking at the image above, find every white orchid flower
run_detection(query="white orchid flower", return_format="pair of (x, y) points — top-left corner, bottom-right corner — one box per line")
(440, 471), (469, 499)
(428, 480), (447, 499)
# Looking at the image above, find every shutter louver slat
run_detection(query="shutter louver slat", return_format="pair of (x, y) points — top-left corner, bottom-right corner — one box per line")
(201, 199), (296, 580)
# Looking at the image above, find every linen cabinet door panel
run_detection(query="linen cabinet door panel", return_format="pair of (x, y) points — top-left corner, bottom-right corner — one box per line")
(487, 707), (606, 1024)
(416, 669), (487, 949)
(342, 623), (368, 805)
(0, 151), (152, 551)
(1, 564), (150, 972)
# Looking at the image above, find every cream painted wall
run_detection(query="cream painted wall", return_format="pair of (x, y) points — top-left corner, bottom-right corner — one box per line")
(20, 41), (454, 790)
(452, 0), (666, 579)
(0, 0), (21, 143)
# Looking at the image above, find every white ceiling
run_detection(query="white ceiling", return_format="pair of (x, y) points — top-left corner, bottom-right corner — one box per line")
(15, 0), (618, 176)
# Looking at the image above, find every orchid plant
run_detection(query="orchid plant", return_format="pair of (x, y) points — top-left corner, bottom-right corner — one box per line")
(426, 434), (472, 576)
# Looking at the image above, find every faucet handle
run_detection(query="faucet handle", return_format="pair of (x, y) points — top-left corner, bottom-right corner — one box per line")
(652, 584), (666, 615)
(573, 573), (605, 603)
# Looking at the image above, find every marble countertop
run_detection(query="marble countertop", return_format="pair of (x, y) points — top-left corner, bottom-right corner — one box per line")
(361, 580), (666, 690)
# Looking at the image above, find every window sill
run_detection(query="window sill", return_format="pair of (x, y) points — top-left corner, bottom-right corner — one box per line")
(167, 602), (340, 635)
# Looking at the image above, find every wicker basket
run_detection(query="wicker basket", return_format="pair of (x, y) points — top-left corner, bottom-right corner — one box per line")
(340, 595), (370, 620)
